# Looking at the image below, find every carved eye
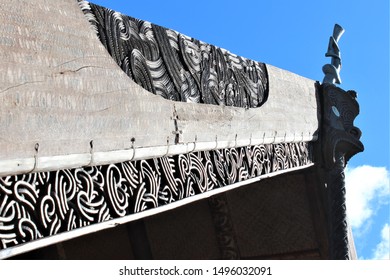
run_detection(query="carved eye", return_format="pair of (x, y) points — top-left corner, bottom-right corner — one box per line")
(331, 106), (340, 117)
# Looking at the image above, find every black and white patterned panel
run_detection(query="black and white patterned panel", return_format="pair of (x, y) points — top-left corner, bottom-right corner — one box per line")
(78, 1), (268, 108)
(0, 142), (312, 250)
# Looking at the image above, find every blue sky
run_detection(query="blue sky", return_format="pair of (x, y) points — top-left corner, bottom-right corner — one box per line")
(90, 0), (389, 259)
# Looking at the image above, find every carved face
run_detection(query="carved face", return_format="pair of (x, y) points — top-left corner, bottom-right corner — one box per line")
(322, 84), (364, 168)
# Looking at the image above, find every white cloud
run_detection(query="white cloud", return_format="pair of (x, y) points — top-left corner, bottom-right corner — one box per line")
(372, 223), (390, 260)
(345, 165), (389, 230)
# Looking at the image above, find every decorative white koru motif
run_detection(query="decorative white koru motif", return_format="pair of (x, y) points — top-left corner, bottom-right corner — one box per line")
(0, 142), (312, 250)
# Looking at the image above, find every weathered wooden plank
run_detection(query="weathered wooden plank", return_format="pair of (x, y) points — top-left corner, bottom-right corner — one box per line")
(0, 0), (319, 177)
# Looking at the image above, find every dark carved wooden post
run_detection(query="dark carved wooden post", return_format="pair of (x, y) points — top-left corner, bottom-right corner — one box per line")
(320, 24), (364, 259)
(326, 150), (348, 259)
(320, 84), (364, 259)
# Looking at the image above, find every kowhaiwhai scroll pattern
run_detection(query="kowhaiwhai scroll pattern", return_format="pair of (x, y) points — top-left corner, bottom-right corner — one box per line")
(78, 1), (268, 108)
(0, 142), (312, 250)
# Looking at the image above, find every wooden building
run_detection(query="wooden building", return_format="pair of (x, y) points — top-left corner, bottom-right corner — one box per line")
(0, 0), (363, 259)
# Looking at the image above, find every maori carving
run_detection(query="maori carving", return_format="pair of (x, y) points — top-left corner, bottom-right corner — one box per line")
(326, 151), (350, 259)
(321, 84), (364, 260)
(321, 85), (364, 169)
(322, 24), (344, 85)
(208, 193), (240, 259)
(78, 1), (268, 108)
(0, 142), (312, 250)
(320, 26), (364, 259)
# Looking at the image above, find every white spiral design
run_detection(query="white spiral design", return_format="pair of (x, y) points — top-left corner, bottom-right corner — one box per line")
(79, 2), (269, 108)
(0, 142), (312, 250)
